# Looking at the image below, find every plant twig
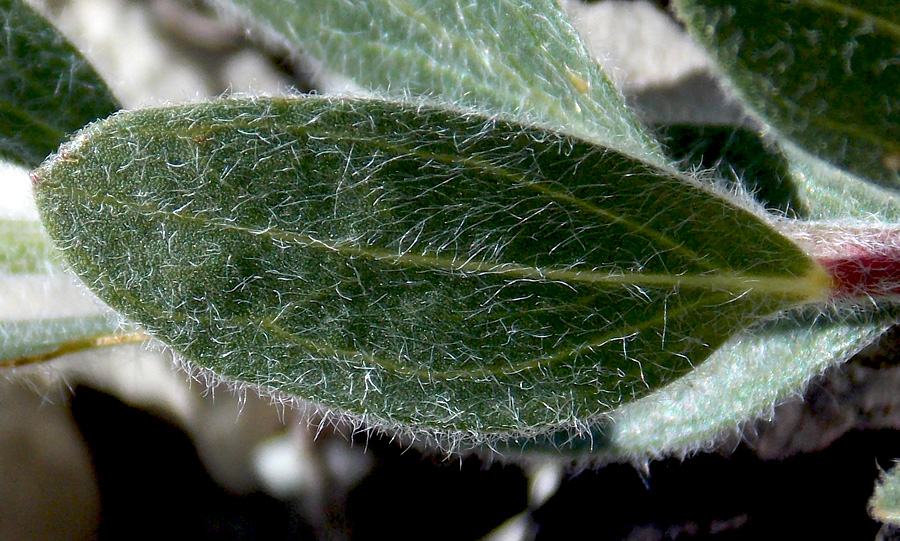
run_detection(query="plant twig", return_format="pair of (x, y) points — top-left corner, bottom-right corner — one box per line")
(0, 331), (149, 369)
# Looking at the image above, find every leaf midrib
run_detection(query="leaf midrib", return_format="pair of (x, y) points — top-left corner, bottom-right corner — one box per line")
(52, 187), (828, 386)
(73, 186), (826, 300)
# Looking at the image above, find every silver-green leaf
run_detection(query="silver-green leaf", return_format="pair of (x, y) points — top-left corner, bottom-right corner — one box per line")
(599, 308), (890, 457)
(674, 0), (900, 189)
(0, 0), (119, 168)
(219, 0), (666, 166)
(33, 96), (830, 445)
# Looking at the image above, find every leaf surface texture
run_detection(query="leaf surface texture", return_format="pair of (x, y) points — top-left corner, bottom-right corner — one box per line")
(34, 97), (827, 440)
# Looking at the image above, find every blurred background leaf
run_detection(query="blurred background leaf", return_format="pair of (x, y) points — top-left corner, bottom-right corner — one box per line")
(674, 0), (900, 189)
(659, 124), (807, 217)
(0, 0), (119, 169)
(0, 0), (122, 368)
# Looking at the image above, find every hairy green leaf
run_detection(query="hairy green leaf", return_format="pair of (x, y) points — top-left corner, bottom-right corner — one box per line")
(675, 0), (900, 189)
(0, 0), (119, 169)
(872, 462), (900, 526)
(33, 96), (829, 443)
(219, 0), (666, 166)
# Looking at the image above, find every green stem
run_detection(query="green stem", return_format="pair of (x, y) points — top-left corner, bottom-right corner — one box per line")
(1, 331), (149, 368)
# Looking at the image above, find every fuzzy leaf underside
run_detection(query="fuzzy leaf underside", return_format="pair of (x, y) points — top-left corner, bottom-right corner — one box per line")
(675, 0), (900, 189)
(33, 96), (827, 439)
(596, 309), (888, 456)
(0, 0), (119, 169)
(220, 0), (666, 167)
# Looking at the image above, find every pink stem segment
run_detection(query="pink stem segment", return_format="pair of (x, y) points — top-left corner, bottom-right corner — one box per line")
(784, 221), (900, 301)
(819, 253), (900, 299)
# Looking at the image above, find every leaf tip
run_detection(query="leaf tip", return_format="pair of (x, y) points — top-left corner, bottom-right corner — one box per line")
(31, 125), (96, 191)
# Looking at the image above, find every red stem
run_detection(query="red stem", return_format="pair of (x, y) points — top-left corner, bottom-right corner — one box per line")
(793, 223), (900, 300)
(819, 253), (900, 299)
